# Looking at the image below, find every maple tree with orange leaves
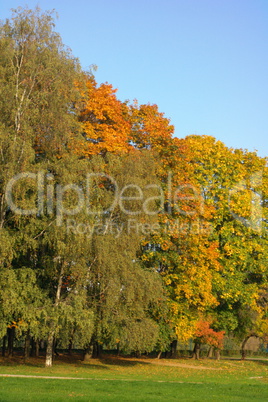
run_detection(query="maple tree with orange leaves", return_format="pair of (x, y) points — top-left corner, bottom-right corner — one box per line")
(73, 77), (131, 156)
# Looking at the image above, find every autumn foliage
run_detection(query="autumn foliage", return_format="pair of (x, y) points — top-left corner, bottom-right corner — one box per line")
(1, 7), (267, 365)
(72, 77), (131, 156)
(194, 321), (225, 349)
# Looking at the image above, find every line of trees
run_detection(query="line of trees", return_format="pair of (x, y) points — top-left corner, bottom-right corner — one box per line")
(0, 7), (267, 366)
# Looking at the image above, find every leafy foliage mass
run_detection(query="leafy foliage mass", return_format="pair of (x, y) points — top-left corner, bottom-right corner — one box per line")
(0, 7), (267, 366)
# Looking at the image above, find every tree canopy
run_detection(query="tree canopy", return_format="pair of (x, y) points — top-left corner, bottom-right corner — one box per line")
(0, 7), (267, 366)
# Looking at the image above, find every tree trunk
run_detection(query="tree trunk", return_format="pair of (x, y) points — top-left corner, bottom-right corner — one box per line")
(45, 263), (64, 367)
(68, 339), (73, 356)
(2, 335), (7, 357)
(241, 336), (251, 360)
(45, 330), (54, 367)
(207, 345), (214, 358)
(35, 339), (40, 357)
(53, 339), (59, 356)
(214, 349), (220, 360)
(92, 341), (102, 358)
(85, 339), (102, 359)
(7, 327), (15, 357)
(83, 344), (93, 361)
(135, 350), (141, 358)
(157, 351), (162, 359)
(68, 328), (75, 356)
(31, 339), (40, 357)
(192, 342), (201, 360)
(24, 330), (31, 359)
(170, 340), (177, 358)
(116, 342), (120, 356)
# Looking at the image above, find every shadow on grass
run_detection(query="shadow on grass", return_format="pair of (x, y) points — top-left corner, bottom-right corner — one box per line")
(2, 352), (267, 371)
(0, 356), (44, 368)
(0, 354), (168, 369)
(222, 356), (268, 367)
(242, 358), (268, 368)
(97, 356), (152, 367)
(0, 354), (112, 371)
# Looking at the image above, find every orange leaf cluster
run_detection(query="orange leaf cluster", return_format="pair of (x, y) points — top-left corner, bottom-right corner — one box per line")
(194, 320), (225, 349)
(75, 78), (131, 156)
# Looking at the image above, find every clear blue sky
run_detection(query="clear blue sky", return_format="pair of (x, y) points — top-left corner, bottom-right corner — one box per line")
(1, 0), (268, 157)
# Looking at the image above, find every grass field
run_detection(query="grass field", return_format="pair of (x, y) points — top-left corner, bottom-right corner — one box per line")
(0, 354), (267, 401)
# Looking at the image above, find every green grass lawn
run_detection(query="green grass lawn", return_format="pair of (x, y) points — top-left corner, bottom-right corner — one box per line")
(0, 354), (267, 401)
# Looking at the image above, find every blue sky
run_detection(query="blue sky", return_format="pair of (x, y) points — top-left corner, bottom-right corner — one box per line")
(1, 0), (268, 157)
